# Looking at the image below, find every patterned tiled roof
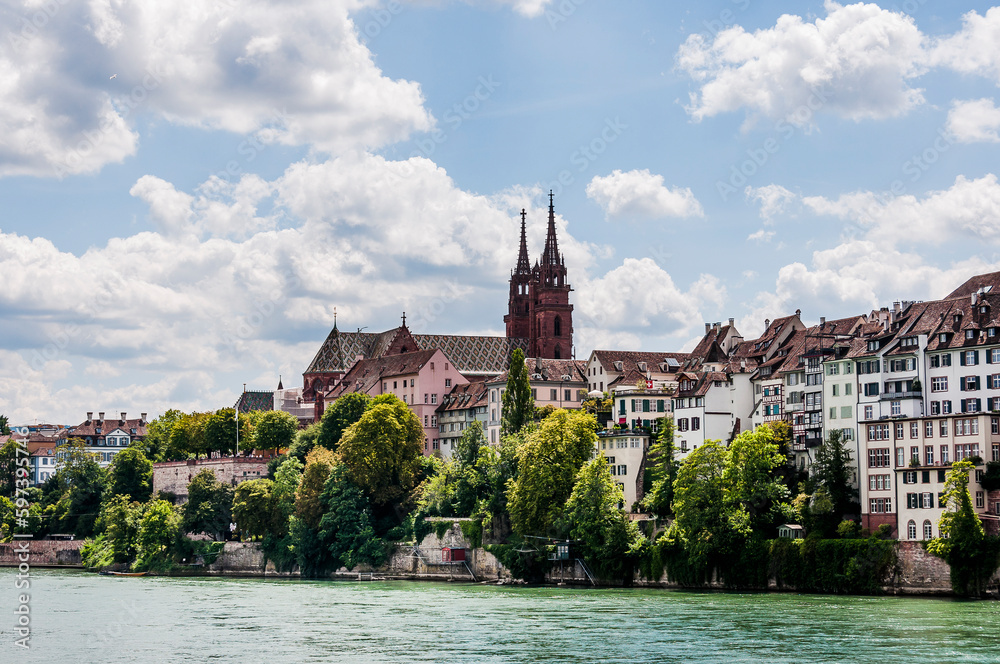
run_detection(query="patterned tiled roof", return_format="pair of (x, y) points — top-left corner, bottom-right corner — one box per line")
(306, 324), (528, 377)
(492, 357), (588, 384)
(236, 391), (274, 413)
(436, 380), (488, 414)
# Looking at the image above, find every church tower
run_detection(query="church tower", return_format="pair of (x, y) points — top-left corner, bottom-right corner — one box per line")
(504, 209), (532, 340)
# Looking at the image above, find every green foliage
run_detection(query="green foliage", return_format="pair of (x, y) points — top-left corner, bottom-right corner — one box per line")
(670, 440), (728, 577)
(434, 520), (451, 540)
(506, 409), (597, 537)
(182, 470), (234, 541)
(317, 392), (371, 451)
(501, 348), (533, 436)
(288, 422), (321, 462)
(295, 446), (338, 528)
(485, 541), (550, 583)
(134, 500), (180, 570)
(80, 534), (115, 569)
(52, 439), (108, 537)
(0, 438), (20, 498)
(811, 430), (859, 520)
(837, 519), (863, 539)
(723, 426), (789, 538)
(641, 417), (677, 517)
(97, 495), (145, 563)
(459, 519), (483, 549)
(315, 464), (388, 571)
(927, 460), (1000, 595)
(980, 461), (1000, 492)
(338, 396), (423, 506)
(561, 455), (639, 582)
(204, 408), (239, 456)
(140, 410), (183, 461)
(252, 410), (299, 452)
(768, 537), (898, 594)
(232, 479), (282, 540)
(0, 414), (10, 435)
(107, 446), (153, 502)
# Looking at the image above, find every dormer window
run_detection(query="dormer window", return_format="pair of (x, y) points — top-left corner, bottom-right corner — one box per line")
(990, 328), (997, 338)
(980, 306), (988, 314)
(95, 428), (101, 435)
(614, 361), (623, 371)
(954, 314), (962, 323)
(939, 333), (949, 343)
(867, 341), (879, 352)
(900, 337), (918, 348)
(966, 330), (976, 340)
(637, 362), (647, 372)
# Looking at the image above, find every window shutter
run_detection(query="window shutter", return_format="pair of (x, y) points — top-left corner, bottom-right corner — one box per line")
(988, 351), (993, 364)
(976, 399), (982, 411)
(961, 353), (967, 366)
(975, 350), (980, 365)
(962, 400), (968, 413)
(929, 494), (935, 509)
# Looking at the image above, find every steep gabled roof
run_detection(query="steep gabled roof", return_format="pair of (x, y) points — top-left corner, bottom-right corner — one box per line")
(493, 357), (587, 384)
(436, 381), (489, 414)
(945, 271), (1000, 299)
(325, 349), (439, 398)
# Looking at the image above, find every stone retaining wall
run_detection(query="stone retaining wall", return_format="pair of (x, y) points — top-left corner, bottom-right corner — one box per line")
(0, 540), (83, 566)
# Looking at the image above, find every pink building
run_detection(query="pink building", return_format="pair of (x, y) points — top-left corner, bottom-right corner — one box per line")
(322, 347), (467, 454)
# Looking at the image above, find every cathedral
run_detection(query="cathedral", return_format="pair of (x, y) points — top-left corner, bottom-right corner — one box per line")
(300, 194), (575, 410)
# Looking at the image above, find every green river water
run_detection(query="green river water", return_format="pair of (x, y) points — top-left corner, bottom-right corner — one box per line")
(3, 569), (999, 663)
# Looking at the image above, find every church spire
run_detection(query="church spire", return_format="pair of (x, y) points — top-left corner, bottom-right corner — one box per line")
(542, 190), (560, 266)
(515, 209), (531, 275)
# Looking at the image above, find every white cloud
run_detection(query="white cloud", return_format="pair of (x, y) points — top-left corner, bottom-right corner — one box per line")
(928, 8), (1000, 84)
(747, 229), (775, 243)
(0, 0), (432, 177)
(586, 169), (703, 220)
(745, 184), (796, 222)
(677, 2), (927, 126)
(803, 174), (1000, 246)
(946, 98), (1000, 144)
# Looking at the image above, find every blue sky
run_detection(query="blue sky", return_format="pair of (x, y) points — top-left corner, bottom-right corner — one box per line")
(3, 0), (1000, 424)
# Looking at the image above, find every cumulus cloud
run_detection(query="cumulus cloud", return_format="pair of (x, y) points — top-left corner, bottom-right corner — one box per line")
(745, 184), (797, 222)
(747, 229), (775, 243)
(738, 240), (999, 338)
(586, 169), (703, 220)
(0, 0), (432, 177)
(946, 98), (1000, 143)
(928, 7), (1000, 83)
(803, 174), (1000, 246)
(677, 1), (927, 127)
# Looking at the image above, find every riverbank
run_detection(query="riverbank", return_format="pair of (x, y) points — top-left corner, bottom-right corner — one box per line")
(6, 524), (999, 597)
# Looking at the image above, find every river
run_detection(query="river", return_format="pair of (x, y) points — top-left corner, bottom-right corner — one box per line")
(3, 569), (999, 663)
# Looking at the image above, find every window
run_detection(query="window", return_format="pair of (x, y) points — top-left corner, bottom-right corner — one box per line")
(976, 491), (985, 509)
(445, 379), (452, 388)
(424, 394), (429, 404)
(925, 446), (934, 465)
(678, 418), (689, 431)
(910, 445), (919, 462)
(902, 470), (918, 484)
(832, 384), (839, 397)
(830, 407), (837, 420)
(565, 390), (572, 402)
(869, 497), (892, 513)
(868, 448), (891, 467)
(865, 405), (873, 420)
(991, 349), (1000, 363)
(907, 520), (917, 540)
(910, 422), (919, 438)
(692, 417), (701, 431)
(897, 423), (906, 439)
(897, 447), (906, 467)
(431, 393), (437, 404)
(994, 442), (1000, 462)
(864, 383), (879, 397)
(550, 389), (558, 401)
(869, 474), (890, 491)
(845, 383), (853, 396)
(931, 376), (948, 392)
(431, 416), (437, 427)
(924, 421), (933, 437)
(990, 375), (1000, 389)
(942, 401), (952, 415)
(827, 364), (840, 376)
(424, 415), (429, 426)
(962, 398), (983, 413)
(962, 350), (980, 366)
(841, 406), (852, 418)
(892, 401), (901, 416)
(960, 376), (982, 391)
(930, 401), (941, 415)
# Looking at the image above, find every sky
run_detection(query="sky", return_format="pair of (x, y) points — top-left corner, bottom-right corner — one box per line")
(3, 0), (1000, 425)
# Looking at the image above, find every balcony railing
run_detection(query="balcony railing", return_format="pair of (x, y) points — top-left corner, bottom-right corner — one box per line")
(880, 391), (922, 401)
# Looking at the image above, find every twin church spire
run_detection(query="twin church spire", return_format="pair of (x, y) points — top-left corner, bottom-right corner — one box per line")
(504, 192), (574, 359)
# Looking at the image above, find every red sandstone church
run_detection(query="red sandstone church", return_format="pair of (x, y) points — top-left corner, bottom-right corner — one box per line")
(300, 193), (576, 424)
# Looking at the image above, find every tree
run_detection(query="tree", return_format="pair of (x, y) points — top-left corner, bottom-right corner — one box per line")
(507, 409), (597, 536)
(287, 422), (321, 462)
(927, 460), (999, 595)
(182, 470), (234, 541)
(232, 479), (280, 540)
(0, 414), (10, 435)
(671, 440), (728, 562)
(52, 439), (108, 537)
(641, 417), (677, 517)
(135, 500), (180, 568)
(141, 410), (183, 461)
(723, 427), (789, 538)
(167, 412), (208, 459)
(501, 348), (533, 436)
(97, 495), (144, 563)
(810, 430), (858, 535)
(204, 408), (238, 456)
(106, 447), (153, 502)
(562, 455), (636, 581)
(252, 411), (299, 453)
(317, 392), (371, 451)
(316, 464), (387, 570)
(295, 447), (339, 529)
(272, 456), (303, 528)
(338, 396), (424, 506)
(0, 438), (20, 498)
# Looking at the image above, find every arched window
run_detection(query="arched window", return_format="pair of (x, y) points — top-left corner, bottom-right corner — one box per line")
(554, 316), (562, 337)
(907, 520), (917, 540)
(554, 345), (562, 359)
(923, 520), (933, 540)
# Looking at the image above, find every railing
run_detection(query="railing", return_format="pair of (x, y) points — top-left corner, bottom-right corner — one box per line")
(880, 391), (922, 401)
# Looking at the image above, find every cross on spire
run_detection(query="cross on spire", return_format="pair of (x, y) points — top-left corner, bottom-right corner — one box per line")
(515, 208), (531, 275)
(401, 311), (407, 327)
(542, 190), (560, 266)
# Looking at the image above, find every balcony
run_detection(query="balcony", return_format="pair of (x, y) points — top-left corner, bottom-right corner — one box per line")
(880, 391), (922, 401)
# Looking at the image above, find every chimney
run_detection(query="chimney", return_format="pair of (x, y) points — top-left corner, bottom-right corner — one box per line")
(140, 413), (147, 423)
(705, 323), (711, 334)
(729, 317), (735, 326)
(713, 322), (720, 331)
(98, 412), (105, 422)
(795, 309), (801, 317)
(86, 412), (93, 422)
(765, 319), (770, 329)
(820, 317), (826, 327)
(120, 412), (126, 423)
